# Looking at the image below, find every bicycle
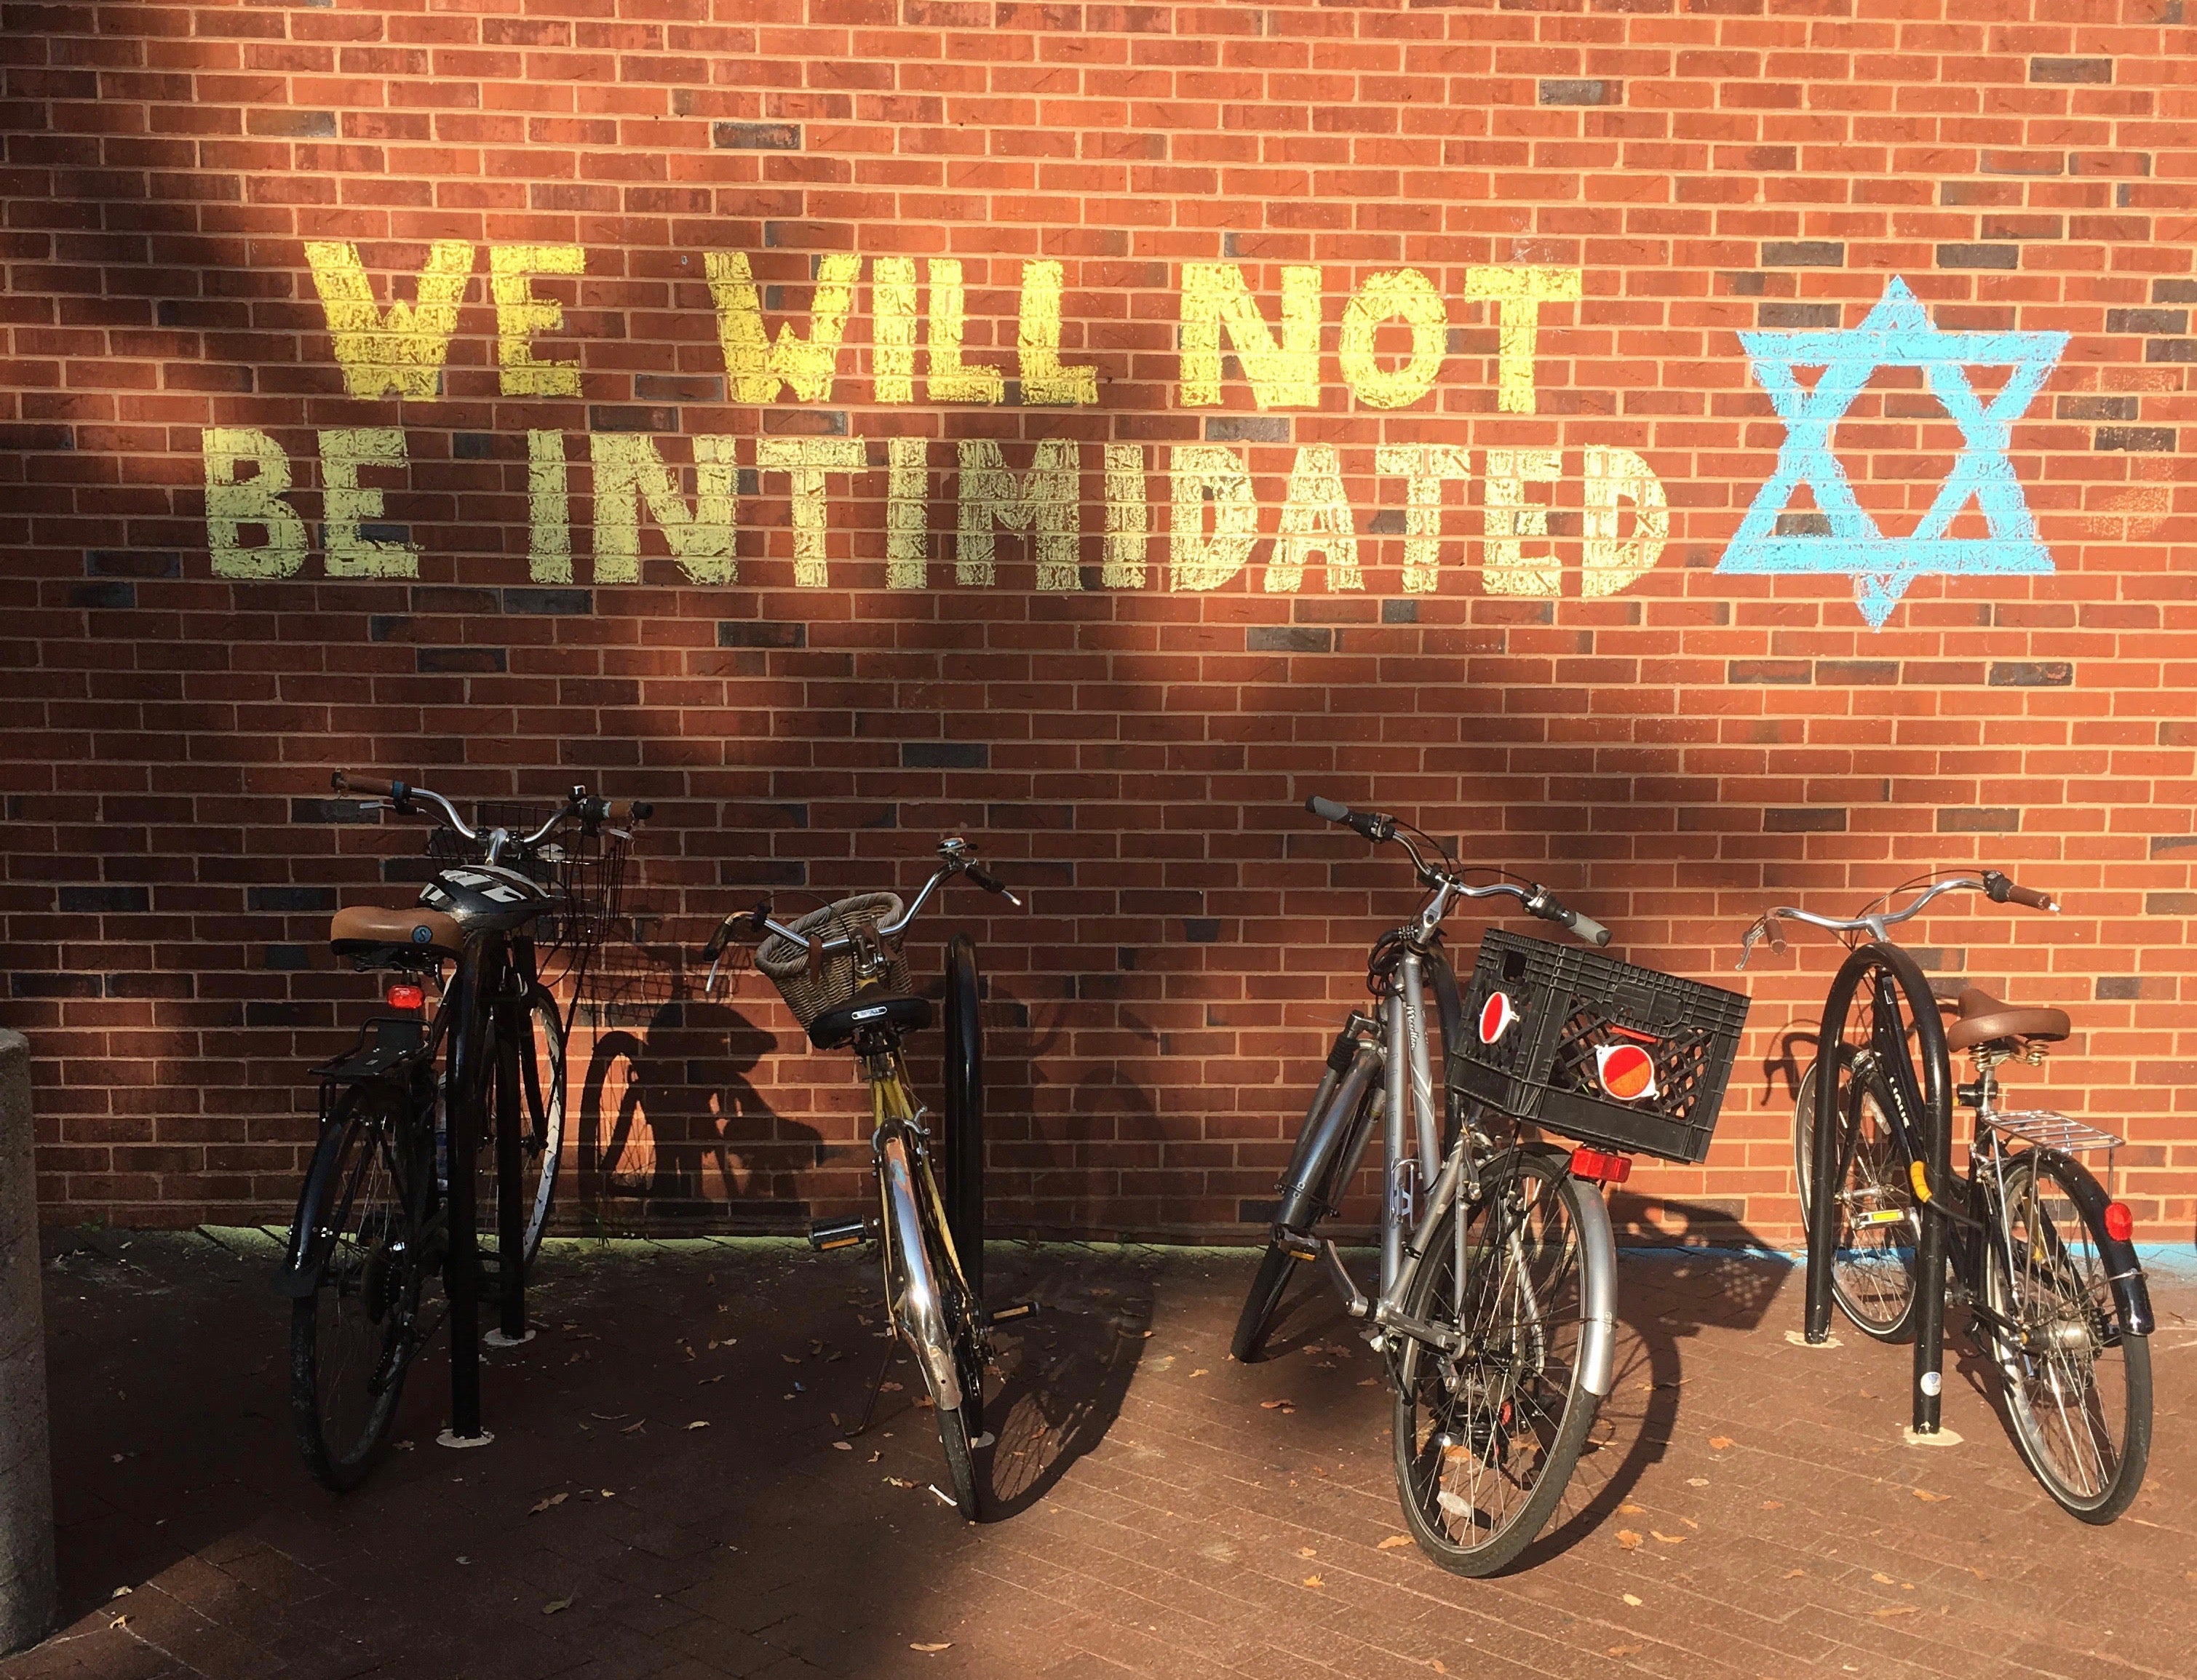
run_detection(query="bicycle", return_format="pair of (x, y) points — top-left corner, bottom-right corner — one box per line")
(1233, 797), (1750, 1574)
(273, 773), (645, 1489)
(702, 837), (1028, 1520)
(1737, 872), (2154, 1522)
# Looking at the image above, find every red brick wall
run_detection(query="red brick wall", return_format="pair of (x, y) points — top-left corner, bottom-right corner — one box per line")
(4, 0), (2194, 1249)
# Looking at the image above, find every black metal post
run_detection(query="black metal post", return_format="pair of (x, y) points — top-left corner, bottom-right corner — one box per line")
(1804, 956), (1870, 1345)
(443, 955), (485, 1443)
(1911, 1064), (1953, 1437)
(943, 935), (984, 1305)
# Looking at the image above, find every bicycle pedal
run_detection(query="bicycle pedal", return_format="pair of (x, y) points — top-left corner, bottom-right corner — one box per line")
(807, 1216), (872, 1253)
(1276, 1233), (1320, 1263)
(980, 1299), (1038, 1327)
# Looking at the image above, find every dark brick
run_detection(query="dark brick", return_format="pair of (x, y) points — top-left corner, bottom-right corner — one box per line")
(1246, 626), (1332, 653)
(68, 581), (135, 609)
(2107, 308), (2187, 334)
(2145, 338), (2197, 362)
(1380, 597), (1417, 624)
(2144, 892), (2197, 915)
(2057, 395), (2138, 421)
(1815, 660), (1897, 685)
(1182, 917), (1222, 943)
(290, 798), (379, 824)
(1776, 511), (1832, 536)
(2152, 279), (2197, 304)
(247, 885), (337, 912)
(1203, 415), (1288, 443)
(1760, 241), (1844, 268)
(1936, 244), (2021, 270)
(261, 944), (314, 971)
(2030, 56), (2113, 83)
(453, 431), (496, 459)
(718, 621), (806, 648)
(1727, 659), (1811, 684)
(504, 587), (592, 616)
(713, 121), (800, 149)
(901, 741), (988, 769)
(1726, 271), (1767, 295)
(103, 972), (194, 999)
(1367, 509), (1406, 536)
(1938, 807), (2020, 833)
(87, 550), (180, 579)
(247, 108), (337, 138)
(634, 373), (726, 403)
(1757, 303), (1841, 329)
(245, 1002), (317, 1027)
(416, 647), (507, 674)
(411, 585), (498, 614)
(9, 971), (100, 998)
(588, 405), (680, 433)
(0, 425), (71, 451)
(57, 885), (150, 914)
(2095, 426), (2176, 451)
(2150, 834), (2197, 856)
(1764, 808), (1846, 833)
(1989, 660), (2073, 687)
(1538, 79), (1618, 106)
(2095, 976), (2145, 1000)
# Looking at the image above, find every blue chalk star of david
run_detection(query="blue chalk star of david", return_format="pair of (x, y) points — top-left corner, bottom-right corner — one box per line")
(1715, 277), (2068, 629)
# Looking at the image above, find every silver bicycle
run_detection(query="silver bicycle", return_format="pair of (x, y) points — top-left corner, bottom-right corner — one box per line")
(1233, 796), (1626, 1574)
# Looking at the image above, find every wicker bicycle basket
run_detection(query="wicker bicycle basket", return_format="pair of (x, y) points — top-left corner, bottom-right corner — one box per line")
(755, 893), (910, 1028)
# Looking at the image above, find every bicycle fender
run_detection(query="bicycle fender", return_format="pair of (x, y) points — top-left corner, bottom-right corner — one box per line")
(879, 1128), (964, 1412)
(1572, 1176), (1620, 1398)
(1275, 1044), (1382, 1234)
(2032, 1147), (2153, 1337)
(272, 1118), (354, 1299)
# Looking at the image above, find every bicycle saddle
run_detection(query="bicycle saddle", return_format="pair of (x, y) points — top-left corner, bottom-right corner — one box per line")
(1944, 985), (2070, 1054)
(807, 991), (932, 1051)
(328, 904), (463, 963)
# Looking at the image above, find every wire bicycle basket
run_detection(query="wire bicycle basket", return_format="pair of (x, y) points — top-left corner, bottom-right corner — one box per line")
(1450, 929), (1752, 1165)
(754, 893), (910, 1028)
(423, 799), (638, 980)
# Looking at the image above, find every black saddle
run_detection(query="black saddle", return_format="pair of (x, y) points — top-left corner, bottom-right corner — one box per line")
(808, 992), (932, 1051)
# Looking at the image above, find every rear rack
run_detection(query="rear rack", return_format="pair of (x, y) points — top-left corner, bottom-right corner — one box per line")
(1980, 1110), (2123, 1154)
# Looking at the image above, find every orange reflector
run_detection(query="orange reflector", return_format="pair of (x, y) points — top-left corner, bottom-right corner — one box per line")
(1907, 1160), (1932, 1203)
(1570, 1146), (1632, 1185)
(2104, 1201), (2134, 1242)
(386, 983), (424, 1011)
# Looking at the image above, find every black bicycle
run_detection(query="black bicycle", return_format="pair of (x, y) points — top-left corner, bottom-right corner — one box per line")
(1739, 872), (2153, 1522)
(273, 773), (645, 1489)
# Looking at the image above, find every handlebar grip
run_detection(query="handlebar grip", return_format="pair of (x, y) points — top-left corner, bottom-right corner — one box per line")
(1763, 911), (1789, 955)
(334, 771), (397, 797)
(1306, 795), (1351, 824)
(967, 865), (1006, 894)
(605, 799), (651, 824)
(2005, 883), (2057, 912)
(1566, 908), (1613, 948)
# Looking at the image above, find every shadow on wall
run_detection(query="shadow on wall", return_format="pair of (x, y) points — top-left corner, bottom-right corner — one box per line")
(568, 924), (824, 1233)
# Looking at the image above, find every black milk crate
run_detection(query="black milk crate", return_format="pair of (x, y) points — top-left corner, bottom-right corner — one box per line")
(1447, 929), (1750, 1166)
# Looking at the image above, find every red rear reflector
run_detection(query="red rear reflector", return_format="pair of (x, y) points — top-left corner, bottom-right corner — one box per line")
(1570, 1147), (1633, 1185)
(386, 983), (424, 1011)
(1479, 990), (1517, 1045)
(1594, 1042), (1658, 1102)
(2103, 1201), (2134, 1242)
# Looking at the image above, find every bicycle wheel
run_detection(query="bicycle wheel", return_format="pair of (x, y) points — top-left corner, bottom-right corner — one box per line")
(1392, 1146), (1602, 1575)
(918, 1191), (987, 1520)
(477, 984), (565, 1270)
(1231, 1244), (1298, 1363)
(1794, 1048), (1919, 1342)
(1233, 1074), (1378, 1363)
(1982, 1151), (2152, 1522)
(290, 1087), (431, 1491)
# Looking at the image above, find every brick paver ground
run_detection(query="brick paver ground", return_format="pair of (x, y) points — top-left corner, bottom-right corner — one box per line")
(2, 1230), (2189, 1680)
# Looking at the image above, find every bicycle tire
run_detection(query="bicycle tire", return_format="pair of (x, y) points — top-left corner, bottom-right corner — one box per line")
(290, 1088), (429, 1492)
(476, 984), (565, 1272)
(923, 1197), (986, 1520)
(1982, 1150), (2152, 1523)
(1794, 1051), (1919, 1342)
(1392, 1146), (1603, 1576)
(1231, 1243), (1298, 1363)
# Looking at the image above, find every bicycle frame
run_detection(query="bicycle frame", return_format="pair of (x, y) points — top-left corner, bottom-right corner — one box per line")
(867, 1061), (971, 1412)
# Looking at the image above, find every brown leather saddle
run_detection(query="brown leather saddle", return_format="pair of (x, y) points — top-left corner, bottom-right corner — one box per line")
(1944, 985), (2070, 1054)
(328, 904), (463, 965)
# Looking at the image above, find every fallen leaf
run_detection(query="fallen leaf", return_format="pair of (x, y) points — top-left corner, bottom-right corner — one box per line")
(1191, 1368), (1209, 1378)
(1260, 1398), (1297, 1413)
(1914, 1488), (1950, 1502)
(884, 1476), (916, 1488)
(831, 1440), (852, 1452)
(1357, 1377), (1380, 1387)
(910, 1642), (952, 1653)
(1621, 1592), (1642, 1607)
(1617, 1529), (1643, 1550)
(1870, 1606), (1918, 1620)
(1760, 1500), (1783, 1510)
(1781, 1568), (1803, 1580)
(1297, 1547), (1316, 1558)
(1618, 1502), (1646, 1514)
(528, 1492), (568, 1515)
(686, 1420), (710, 1430)
(543, 1596), (573, 1615)
(1708, 1435), (1733, 1450)
(1871, 1572), (1895, 1585)
(1650, 1530), (1686, 1545)
(1686, 1477), (1709, 1487)
(620, 1419), (646, 1434)
(1378, 1535), (1413, 1550)
(600, 1489), (615, 1498)
(1302, 1574), (1323, 1588)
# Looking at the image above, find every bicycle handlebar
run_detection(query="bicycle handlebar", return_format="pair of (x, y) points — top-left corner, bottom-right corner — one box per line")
(1303, 795), (1613, 948)
(331, 771), (647, 850)
(1735, 869), (2057, 971)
